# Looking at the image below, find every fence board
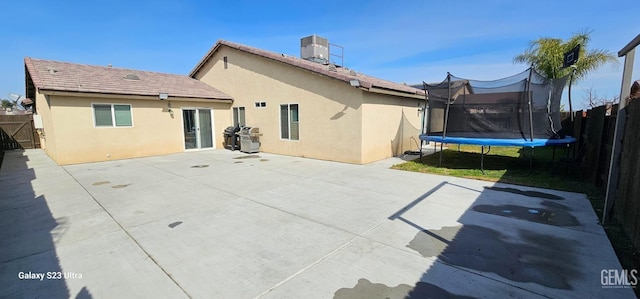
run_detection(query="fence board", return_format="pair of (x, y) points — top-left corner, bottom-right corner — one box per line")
(615, 99), (640, 250)
(0, 114), (37, 150)
(581, 107), (606, 184)
(573, 111), (585, 148)
(599, 105), (618, 186)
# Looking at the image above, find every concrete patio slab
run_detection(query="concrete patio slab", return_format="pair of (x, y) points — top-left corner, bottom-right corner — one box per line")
(0, 150), (188, 298)
(0, 149), (635, 298)
(261, 236), (543, 299)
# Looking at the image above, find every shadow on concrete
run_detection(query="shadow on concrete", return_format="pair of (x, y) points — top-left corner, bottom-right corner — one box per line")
(414, 184), (578, 292)
(334, 278), (475, 299)
(0, 150), (92, 298)
(441, 182), (627, 297)
(75, 286), (93, 299)
(335, 181), (606, 298)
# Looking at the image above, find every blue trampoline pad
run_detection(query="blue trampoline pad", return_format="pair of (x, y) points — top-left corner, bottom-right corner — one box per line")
(420, 135), (577, 147)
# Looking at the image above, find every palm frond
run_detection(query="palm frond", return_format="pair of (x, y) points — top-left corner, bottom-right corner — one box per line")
(513, 30), (617, 83)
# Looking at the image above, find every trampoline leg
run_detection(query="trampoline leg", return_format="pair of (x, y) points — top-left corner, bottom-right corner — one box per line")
(529, 147), (534, 175)
(439, 143), (443, 167)
(481, 146), (486, 175)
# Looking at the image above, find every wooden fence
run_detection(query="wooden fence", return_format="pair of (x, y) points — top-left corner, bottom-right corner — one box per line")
(613, 99), (640, 250)
(570, 99), (640, 250)
(0, 113), (39, 151)
(562, 104), (617, 187)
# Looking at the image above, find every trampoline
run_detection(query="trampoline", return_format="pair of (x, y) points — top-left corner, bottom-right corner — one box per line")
(422, 136), (577, 147)
(417, 67), (577, 174)
(421, 135), (576, 174)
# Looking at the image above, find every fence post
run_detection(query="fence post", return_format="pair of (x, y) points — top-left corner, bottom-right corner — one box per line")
(603, 34), (640, 224)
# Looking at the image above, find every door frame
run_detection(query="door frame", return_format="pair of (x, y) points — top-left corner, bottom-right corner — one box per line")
(181, 107), (216, 151)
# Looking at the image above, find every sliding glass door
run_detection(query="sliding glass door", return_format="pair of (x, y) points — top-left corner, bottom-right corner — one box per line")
(198, 109), (213, 148)
(183, 109), (214, 150)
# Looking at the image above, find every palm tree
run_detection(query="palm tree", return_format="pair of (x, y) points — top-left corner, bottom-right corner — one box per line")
(513, 30), (617, 82)
(1, 99), (14, 109)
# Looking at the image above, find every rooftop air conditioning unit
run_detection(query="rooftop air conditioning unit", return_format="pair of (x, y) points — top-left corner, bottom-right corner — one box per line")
(300, 35), (329, 64)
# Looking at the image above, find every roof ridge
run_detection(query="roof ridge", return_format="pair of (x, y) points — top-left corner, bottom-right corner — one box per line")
(189, 40), (424, 97)
(27, 57), (191, 78)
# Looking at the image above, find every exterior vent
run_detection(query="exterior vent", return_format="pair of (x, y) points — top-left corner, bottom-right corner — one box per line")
(47, 67), (58, 74)
(301, 35), (329, 64)
(123, 73), (140, 80)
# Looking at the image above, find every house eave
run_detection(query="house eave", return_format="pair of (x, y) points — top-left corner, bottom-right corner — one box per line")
(38, 89), (233, 103)
(366, 87), (425, 99)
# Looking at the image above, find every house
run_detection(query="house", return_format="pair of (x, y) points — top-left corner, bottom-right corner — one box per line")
(190, 37), (426, 164)
(24, 58), (233, 165)
(24, 36), (426, 165)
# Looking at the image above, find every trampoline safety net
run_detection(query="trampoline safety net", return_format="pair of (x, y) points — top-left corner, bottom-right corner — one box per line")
(423, 68), (569, 139)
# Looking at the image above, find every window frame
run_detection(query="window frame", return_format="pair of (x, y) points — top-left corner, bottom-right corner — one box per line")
(92, 103), (133, 128)
(232, 106), (246, 127)
(279, 103), (299, 141)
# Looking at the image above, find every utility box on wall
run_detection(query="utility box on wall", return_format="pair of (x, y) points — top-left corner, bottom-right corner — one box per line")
(33, 114), (43, 129)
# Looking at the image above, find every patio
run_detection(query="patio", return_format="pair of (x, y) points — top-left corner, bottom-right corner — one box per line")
(0, 149), (633, 298)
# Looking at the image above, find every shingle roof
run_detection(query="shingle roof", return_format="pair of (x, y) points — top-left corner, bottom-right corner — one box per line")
(189, 40), (425, 97)
(25, 58), (232, 100)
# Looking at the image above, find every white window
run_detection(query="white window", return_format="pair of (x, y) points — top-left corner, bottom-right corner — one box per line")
(280, 104), (299, 140)
(254, 101), (267, 108)
(93, 104), (132, 127)
(233, 107), (245, 126)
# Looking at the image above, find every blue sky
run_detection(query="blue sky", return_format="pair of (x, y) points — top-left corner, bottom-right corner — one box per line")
(1, 0), (638, 109)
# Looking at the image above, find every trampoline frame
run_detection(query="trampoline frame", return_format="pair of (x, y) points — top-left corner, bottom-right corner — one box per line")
(419, 135), (577, 174)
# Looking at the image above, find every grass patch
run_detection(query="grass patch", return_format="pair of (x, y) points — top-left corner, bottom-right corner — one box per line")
(393, 145), (602, 202)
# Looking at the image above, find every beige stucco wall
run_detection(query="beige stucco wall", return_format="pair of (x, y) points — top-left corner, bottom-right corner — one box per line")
(35, 93), (58, 160)
(40, 94), (230, 165)
(195, 46), (365, 164)
(361, 93), (423, 164)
